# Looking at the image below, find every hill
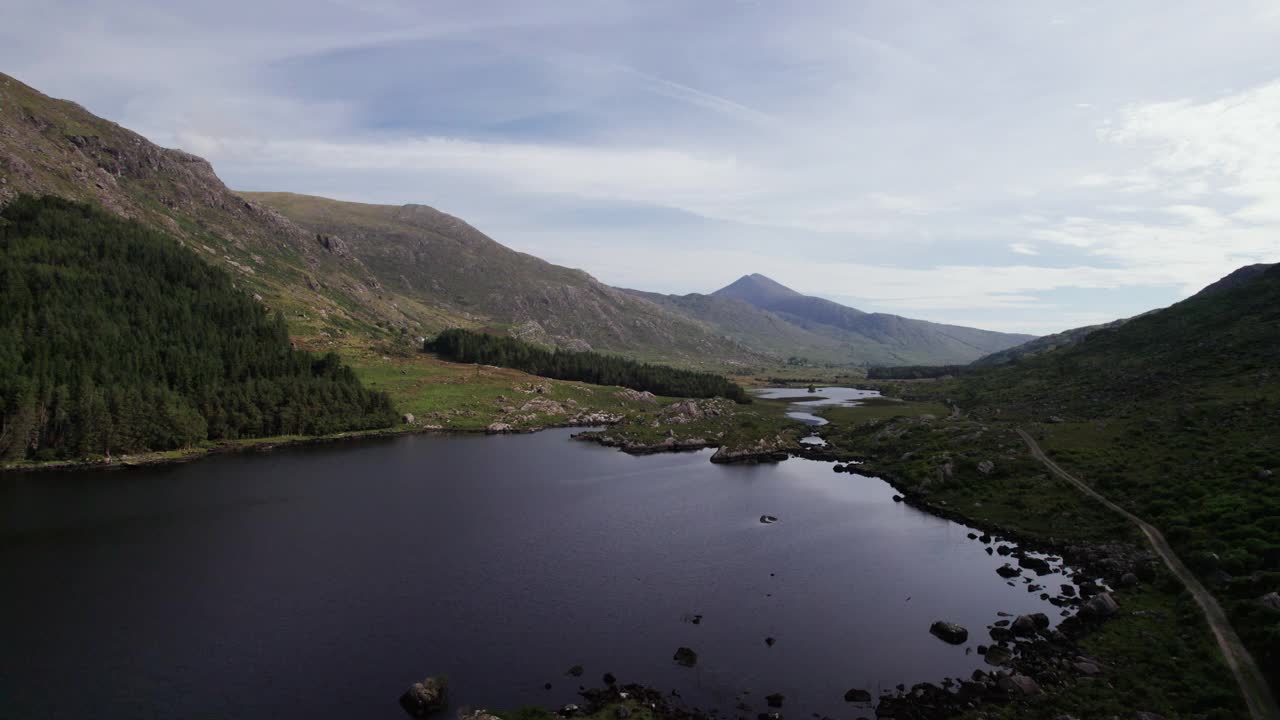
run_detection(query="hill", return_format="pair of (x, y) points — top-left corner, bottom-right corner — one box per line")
(0, 196), (397, 461)
(0, 73), (761, 369)
(653, 273), (1034, 366)
(971, 317), (1132, 367)
(240, 192), (763, 368)
(858, 264), (1280, 690)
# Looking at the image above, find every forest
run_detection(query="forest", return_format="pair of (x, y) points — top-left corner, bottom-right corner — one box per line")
(425, 328), (750, 403)
(0, 195), (398, 461)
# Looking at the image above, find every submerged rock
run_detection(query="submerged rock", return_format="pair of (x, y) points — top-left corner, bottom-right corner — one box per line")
(760, 515), (778, 524)
(399, 676), (448, 717)
(765, 693), (785, 708)
(929, 620), (969, 644)
(673, 647), (698, 667)
(843, 688), (872, 703)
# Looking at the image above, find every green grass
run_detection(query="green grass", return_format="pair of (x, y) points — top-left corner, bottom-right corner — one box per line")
(820, 397), (951, 424)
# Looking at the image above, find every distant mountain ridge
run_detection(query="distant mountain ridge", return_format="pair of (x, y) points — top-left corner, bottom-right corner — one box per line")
(651, 273), (1034, 366)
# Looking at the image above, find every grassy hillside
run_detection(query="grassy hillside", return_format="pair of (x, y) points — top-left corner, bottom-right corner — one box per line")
(241, 192), (766, 370)
(855, 264), (1280, 692)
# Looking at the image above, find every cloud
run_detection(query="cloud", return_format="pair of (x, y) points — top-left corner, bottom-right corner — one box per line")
(1008, 243), (1039, 256)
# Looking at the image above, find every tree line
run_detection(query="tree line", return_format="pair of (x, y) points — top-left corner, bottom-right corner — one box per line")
(866, 365), (971, 380)
(425, 328), (750, 403)
(0, 195), (397, 461)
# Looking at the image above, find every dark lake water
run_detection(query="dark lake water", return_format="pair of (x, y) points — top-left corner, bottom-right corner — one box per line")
(1, 427), (1075, 720)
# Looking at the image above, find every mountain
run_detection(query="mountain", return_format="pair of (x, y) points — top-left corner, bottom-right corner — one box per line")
(971, 318), (1131, 367)
(240, 192), (763, 368)
(653, 273), (1035, 366)
(0, 72), (759, 369)
(1194, 263), (1277, 298)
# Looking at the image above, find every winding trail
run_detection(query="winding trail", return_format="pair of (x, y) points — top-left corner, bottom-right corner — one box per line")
(1017, 428), (1279, 720)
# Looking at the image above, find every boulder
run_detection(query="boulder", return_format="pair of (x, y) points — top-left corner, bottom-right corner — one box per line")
(997, 673), (1041, 696)
(892, 494), (905, 503)
(1011, 615), (1038, 636)
(997, 564), (1021, 578)
(989, 626), (1013, 642)
(984, 645), (1013, 666)
(460, 712), (501, 720)
(765, 693), (785, 708)
(760, 515), (779, 524)
(1259, 592), (1280, 611)
(1082, 592), (1120, 618)
(402, 413), (416, 425)
(399, 676), (448, 717)
(843, 688), (872, 703)
(929, 621), (969, 645)
(1017, 555), (1052, 574)
(1120, 572), (1140, 587)
(673, 647), (698, 667)
(486, 422), (513, 434)
(566, 665), (583, 677)
(977, 460), (995, 475)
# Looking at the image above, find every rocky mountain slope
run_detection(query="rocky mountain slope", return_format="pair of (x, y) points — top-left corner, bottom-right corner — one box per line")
(0, 73), (426, 344)
(0, 73), (759, 368)
(637, 273), (1032, 366)
(240, 193), (763, 368)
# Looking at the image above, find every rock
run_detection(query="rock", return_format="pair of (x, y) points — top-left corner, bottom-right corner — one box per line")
(1120, 572), (1140, 587)
(673, 647), (698, 667)
(977, 460), (995, 475)
(399, 676), (447, 717)
(1011, 614), (1038, 635)
(1061, 584), (1076, 597)
(765, 636), (776, 647)
(843, 688), (872, 703)
(996, 544), (1012, 555)
(486, 422), (513, 434)
(1073, 660), (1101, 676)
(1017, 555), (1052, 574)
(892, 495), (904, 503)
(544, 683), (552, 690)
(984, 645), (1013, 666)
(460, 712), (501, 720)
(989, 626), (1013, 642)
(1135, 713), (1167, 720)
(560, 704), (580, 716)
(617, 388), (658, 404)
(1048, 415), (1065, 423)
(997, 673), (1041, 696)
(566, 665), (584, 677)
(1261, 592), (1280, 610)
(765, 693), (785, 708)
(1029, 612), (1050, 629)
(602, 672), (616, 685)
(760, 515), (778, 524)
(402, 413), (415, 425)
(1082, 592), (1120, 618)
(996, 564), (1021, 578)
(929, 621), (969, 644)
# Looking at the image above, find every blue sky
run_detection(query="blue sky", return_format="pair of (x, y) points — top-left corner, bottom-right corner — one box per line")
(5, 0), (1280, 333)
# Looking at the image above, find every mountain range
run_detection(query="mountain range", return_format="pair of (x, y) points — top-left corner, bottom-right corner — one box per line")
(1, 71), (1030, 368)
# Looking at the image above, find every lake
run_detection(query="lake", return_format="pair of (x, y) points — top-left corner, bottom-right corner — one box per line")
(752, 386), (883, 426)
(0, 426), (1077, 719)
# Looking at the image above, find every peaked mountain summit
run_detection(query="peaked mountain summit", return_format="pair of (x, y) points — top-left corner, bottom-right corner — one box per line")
(684, 274), (1031, 365)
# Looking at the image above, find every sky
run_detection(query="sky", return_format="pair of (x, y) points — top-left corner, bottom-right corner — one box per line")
(4, 1), (1280, 334)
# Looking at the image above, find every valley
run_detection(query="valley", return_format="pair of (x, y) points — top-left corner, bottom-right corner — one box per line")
(1, 66), (1278, 720)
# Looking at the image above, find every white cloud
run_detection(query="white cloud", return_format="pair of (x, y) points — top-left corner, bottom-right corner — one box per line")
(1008, 243), (1039, 256)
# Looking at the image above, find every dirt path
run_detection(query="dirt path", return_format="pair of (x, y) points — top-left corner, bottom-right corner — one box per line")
(1017, 428), (1279, 720)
